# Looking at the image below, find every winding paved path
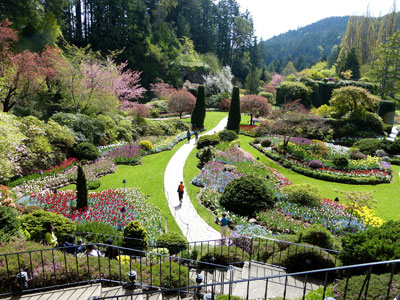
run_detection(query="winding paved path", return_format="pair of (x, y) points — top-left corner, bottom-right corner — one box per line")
(164, 117), (228, 242)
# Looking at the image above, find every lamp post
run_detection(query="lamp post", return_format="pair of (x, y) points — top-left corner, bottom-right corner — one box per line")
(122, 179), (126, 192)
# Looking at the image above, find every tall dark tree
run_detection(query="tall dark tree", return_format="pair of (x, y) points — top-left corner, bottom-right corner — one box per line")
(339, 47), (361, 80)
(76, 164), (88, 210)
(227, 86), (241, 132)
(191, 85), (206, 129)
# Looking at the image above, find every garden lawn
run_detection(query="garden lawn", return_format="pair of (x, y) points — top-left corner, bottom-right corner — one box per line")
(239, 135), (400, 221)
(62, 112), (227, 235)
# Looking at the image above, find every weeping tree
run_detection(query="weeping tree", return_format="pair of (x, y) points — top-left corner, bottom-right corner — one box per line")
(227, 87), (241, 132)
(76, 164), (88, 210)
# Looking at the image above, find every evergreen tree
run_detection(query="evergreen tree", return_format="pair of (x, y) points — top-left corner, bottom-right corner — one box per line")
(245, 65), (261, 94)
(76, 164), (88, 210)
(340, 47), (361, 80)
(191, 85), (206, 129)
(227, 86), (241, 132)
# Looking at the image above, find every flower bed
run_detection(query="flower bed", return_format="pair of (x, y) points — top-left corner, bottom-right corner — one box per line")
(240, 125), (258, 137)
(257, 209), (311, 234)
(19, 188), (163, 242)
(12, 158), (116, 196)
(105, 144), (145, 164)
(251, 142), (392, 184)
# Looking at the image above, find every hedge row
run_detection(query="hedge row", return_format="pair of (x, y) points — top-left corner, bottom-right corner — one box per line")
(250, 143), (391, 185)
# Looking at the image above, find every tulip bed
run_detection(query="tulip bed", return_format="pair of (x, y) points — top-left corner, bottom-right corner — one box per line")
(20, 188), (163, 242)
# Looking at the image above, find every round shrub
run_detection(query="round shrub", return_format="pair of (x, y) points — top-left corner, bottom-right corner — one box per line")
(298, 224), (334, 249)
(197, 134), (221, 149)
(350, 150), (367, 160)
(156, 232), (187, 255)
(282, 184), (322, 207)
(122, 221), (148, 254)
(139, 140), (153, 151)
(21, 210), (76, 244)
(198, 246), (249, 268)
(73, 142), (99, 161)
(76, 221), (121, 246)
(261, 139), (272, 147)
(352, 138), (381, 156)
(220, 175), (275, 217)
(87, 180), (101, 190)
(0, 206), (21, 243)
(333, 156), (349, 168)
(218, 130), (238, 142)
(308, 160), (323, 169)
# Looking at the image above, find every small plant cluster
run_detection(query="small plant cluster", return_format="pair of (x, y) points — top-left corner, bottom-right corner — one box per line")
(19, 188), (163, 242)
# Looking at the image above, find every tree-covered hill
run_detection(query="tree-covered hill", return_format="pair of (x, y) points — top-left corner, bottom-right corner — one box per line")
(262, 16), (350, 72)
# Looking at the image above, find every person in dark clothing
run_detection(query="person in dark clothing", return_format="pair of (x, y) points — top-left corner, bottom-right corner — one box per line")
(186, 130), (191, 143)
(104, 238), (119, 260)
(63, 235), (77, 255)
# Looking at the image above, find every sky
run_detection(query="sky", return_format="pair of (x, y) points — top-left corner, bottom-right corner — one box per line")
(236, 0), (399, 40)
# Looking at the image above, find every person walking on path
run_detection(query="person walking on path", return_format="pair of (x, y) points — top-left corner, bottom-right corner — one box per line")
(186, 130), (191, 143)
(219, 213), (229, 240)
(177, 181), (185, 205)
(194, 131), (199, 142)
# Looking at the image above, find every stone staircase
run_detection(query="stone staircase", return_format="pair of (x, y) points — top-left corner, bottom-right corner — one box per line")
(2, 263), (323, 300)
(387, 125), (399, 141)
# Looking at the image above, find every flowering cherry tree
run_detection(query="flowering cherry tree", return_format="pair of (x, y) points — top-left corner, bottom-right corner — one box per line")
(167, 89), (196, 118)
(149, 78), (176, 100)
(240, 95), (271, 125)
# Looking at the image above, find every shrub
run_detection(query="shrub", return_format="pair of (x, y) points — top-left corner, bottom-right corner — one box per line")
(156, 232), (187, 255)
(220, 175), (275, 216)
(298, 224), (334, 249)
(123, 221), (148, 254)
(22, 206), (43, 215)
(197, 134), (221, 149)
(227, 87), (241, 132)
(216, 295), (243, 300)
(151, 262), (193, 289)
(198, 245), (249, 268)
(352, 138), (381, 156)
(0, 206), (21, 243)
(191, 85), (206, 130)
(333, 156), (349, 168)
(218, 130), (238, 142)
(139, 140), (153, 151)
(333, 273), (400, 300)
(21, 210), (76, 244)
(282, 184), (322, 207)
(87, 180), (101, 190)
(261, 139), (272, 147)
(146, 248), (169, 264)
(76, 222), (121, 246)
(308, 160), (323, 169)
(73, 142), (99, 161)
(276, 81), (311, 107)
(381, 139), (400, 155)
(339, 220), (400, 268)
(196, 146), (217, 168)
(349, 150), (367, 160)
(76, 164), (88, 210)
(218, 98), (231, 111)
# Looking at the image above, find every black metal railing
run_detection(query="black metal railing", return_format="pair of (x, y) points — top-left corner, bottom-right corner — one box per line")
(0, 243), (228, 298)
(95, 259), (400, 300)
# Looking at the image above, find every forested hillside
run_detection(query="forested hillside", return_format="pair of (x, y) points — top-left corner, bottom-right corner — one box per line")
(262, 16), (349, 72)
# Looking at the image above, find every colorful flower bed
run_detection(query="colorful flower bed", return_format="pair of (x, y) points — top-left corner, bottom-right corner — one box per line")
(19, 188), (163, 242)
(257, 209), (311, 234)
(240, 125), (258, 136)
(105, 144), (145, 164)
(215, 147), (255, 164)
(12, 158), (116, 196)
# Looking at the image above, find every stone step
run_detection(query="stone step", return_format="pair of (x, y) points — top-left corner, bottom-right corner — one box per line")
(4, 283), (101, 300)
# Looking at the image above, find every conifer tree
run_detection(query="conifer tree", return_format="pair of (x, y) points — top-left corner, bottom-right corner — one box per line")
(227, 87), (241, 132)
(191, 85), (206, 130)
(340, 47), (361, 80)
(76, 164), (88, 210)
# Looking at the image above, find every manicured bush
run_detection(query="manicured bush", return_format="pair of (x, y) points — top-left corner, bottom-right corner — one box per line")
(156, 232), (187, 255)
(276, 81), (311, 107)
(198, 245), (249, 268)
(298, 224), (334, 249)
(352, 138), (381, 156)
(76, 221), (121, 246)
(196, 146), (217, 169)
(282, 184), (322, 207)
(123, 221), (148, 254)
(74, 142), (99, 161)
(191, 85), (206, 130)
(261, 139), (272, 147)
(76, 164), (88, 210)
(139, 140), (153, 150)
(378, 100), (396, 124)
(349, 150), (367, 160)
(87, 180), (101, 190)
(333, 273), (400, 300)
(197, 134), (221, 149)
(308, 160), (323, 169)
(0, 206), (21, 243)
(340, 220), (400, 268)
(381, 139), (400, 155)
(21, 210), (76, 244)
(218, 130), (238, 142)
(220, 175), (275, 217)
(227, 87), (241, 132)
(333, 156), (349, 168)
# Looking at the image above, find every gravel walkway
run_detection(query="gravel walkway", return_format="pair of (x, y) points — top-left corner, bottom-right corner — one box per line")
(164, 117), (228, 242)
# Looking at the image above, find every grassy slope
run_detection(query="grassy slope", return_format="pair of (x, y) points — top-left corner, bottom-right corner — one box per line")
(239, 135), (400, 221)
(62, 112), (227, 235)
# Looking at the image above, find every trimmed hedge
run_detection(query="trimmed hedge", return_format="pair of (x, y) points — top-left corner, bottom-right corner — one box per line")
(198, 245), (250, 268)
(197, 134), (221, 149)
(378, 100), (396, 125)
(156, 232), (187, 255)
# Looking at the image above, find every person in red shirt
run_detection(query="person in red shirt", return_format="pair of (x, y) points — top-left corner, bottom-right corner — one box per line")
(177, 181), (184, 205)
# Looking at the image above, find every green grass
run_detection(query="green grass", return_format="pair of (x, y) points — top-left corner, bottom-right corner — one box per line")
(62, 112), (228, 235)
(239, 135), (400, 221)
